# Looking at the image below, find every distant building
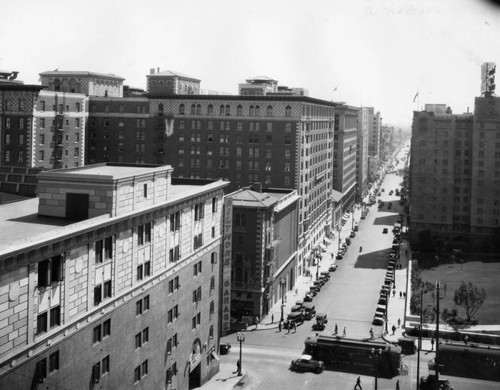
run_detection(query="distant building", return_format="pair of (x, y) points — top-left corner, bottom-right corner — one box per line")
(356, 107), (370, 198)
(226, 188), (300, 320)
(333, 105), (359, 208)
(409, 97), (500, 251)
(0, 70), (44, 167)
(238, 75), (279, 96)
(146, 68), (201, 96)
(424, 104), (447, 114)
(0, 163), (227, 389)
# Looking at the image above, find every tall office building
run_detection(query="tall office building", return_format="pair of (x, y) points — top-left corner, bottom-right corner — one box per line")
(357, 107), (370, 198)
(409, 96), (500, 250)
(0, 163), (227, 389)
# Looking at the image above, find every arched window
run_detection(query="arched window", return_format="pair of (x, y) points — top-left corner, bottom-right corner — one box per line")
(54, 78), (61, 91)
(220, 105), (225, 116)
(158, 103), (164, 114)
(225, 105), (230, 116)
(285, 105), (292, 117)
(179, 104), (185, 115)
(237, 105), (243, 116)
(255, 105), (260, 116)
(196, 104), (202, 115)
(207, 104), (213, 115)
(266, 105), (273, 117)
(249, 105), (255, 116)
(190, 104), (196, 115)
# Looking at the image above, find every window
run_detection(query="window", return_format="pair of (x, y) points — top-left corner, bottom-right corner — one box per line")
(94, 280), (112, 306)
(95, 237), (113, 263)
(266, 105), (273, 117)
(103, 319), (111, 337)
(285, 106), (292, 117)
(102, 355), (110, 375)
(193, 233), (203, 249)
(167, 305), (179, 323)
(212, 197), (218, 213)
(75, 102), (80, 112)
(193, 261), (202, 276)
(37, 312), (48, 334)
(167, 334), (178, 355)
(38, 255), (63, 287)
(169, 245), (180, 262)
(50, 306), (61, 328)
(36, 358), (47, 382)
(135, 327), (149, 349)
(194, 202), (205, 221)
(40, 101), (46, 111)
(137, 222), (152, 245)
(192, 312), (201, 329)
(93, 324), (102, 344)
(136, 295), (150, 315)
(210, 276), (215, 291)
(49, 351), (59, 373)
(168, 276), (180, 293)
(179, 104), (185, 115)
(170, 211), (181, 231)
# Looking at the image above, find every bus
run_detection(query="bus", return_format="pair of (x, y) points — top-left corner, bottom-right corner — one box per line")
(429, 342), (500, 381)
(303, 335), (402, 378)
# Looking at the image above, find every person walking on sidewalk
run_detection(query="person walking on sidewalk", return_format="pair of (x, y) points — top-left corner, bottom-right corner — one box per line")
(271, 314), (274, 324)
(396, 379), (400, 390)
(397, 318), (401, 328)
(431, 338), (435, 351)
(343, 326), (346, 337)
(293, 322), (297, 333)
(278, 321), (281, 332)
(392, 325), (397, 335)
(335, 323), (338, 335)
(369, 328), (374, 339)
(354, 376), (362, 390)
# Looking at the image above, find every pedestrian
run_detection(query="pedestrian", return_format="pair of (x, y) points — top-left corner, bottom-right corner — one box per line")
(392, 289), (396, 297)
(278, 321), (281, 332)
(403, 292), (406, 298)
(397, 318), (401, 328)
(396, 379), (400, 390)
(287, 322), (291, 334)
(335, 323), (338, 335)
(331, 253), (334, 259)
(369, 328), (374, 339)
(399, 291), (402, 298)
(464, 335), (469, 345)
(236, 359), (241, 373)
(271, 314), (274, 324)
(405, 249), (408, 255)
(392, 325), (396, 335)
(343, 326), (346, 337)
(431, 338), (435, 351)
(294, 322), (297, 333)
(354, 376), (362, 390)
(255, 316), (259, 329)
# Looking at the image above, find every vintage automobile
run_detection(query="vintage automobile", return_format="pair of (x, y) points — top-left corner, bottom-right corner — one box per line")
(328, 264), (338, 272)
(290, 354), (324, 373)
(219, 342), (231, 355)
(336, 254), (343, 260)
(383, 228), (388, 234)
(303, 292), (313, 302)
(312, 312), (328, 331)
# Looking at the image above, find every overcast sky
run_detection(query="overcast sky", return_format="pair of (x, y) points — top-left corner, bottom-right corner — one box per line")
(1, 0), (499, 129)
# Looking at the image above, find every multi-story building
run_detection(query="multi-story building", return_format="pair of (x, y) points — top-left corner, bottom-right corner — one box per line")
(409, 97), (500, 251)
(32, 90), (88, 169)
(226, 187), (300, 320)
(356, 107), (370, 198)
(0, 71), (44, 167)
(147, 69), (201, 96)
(367, 108), (381, 157)
(332, 105), (359, 208)
(87, 73), (338, 279)
(0, 163), (227, 389)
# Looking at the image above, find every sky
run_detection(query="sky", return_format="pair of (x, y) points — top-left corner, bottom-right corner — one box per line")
(1, 0), (500, 129)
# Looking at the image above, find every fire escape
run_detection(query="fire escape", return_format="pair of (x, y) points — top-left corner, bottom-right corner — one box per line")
(52, 93), (66, 169)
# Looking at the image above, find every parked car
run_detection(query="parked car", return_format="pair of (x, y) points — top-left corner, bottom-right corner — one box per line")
(353, 224), (359, 231)
(312, 312), (328, 330)
(219, 342), (231, 355)
(329, 264), (338, 272)
(383, 228), (388, 234)
(303, 303), (316, 320)
(350, 231), (356, 238)
(345, 238), (351, 245)
(290, 355), (324, 373)
(303, 292), (313, 302)
(372, 317), (385, 326)
(336, 254), (343, 260)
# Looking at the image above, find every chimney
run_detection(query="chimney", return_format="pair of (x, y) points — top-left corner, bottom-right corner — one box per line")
(150, 68), (155, 74)
(157, 67), (160, 73)
(253, 182), (262, 193)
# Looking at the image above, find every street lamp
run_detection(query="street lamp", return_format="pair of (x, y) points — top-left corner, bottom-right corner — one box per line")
(337, 226), (341, 250)
(236, 332), (245, 376)
(280, 278), (286, 322)
(369, 347), (382, 390)
(351, 206), (355, 230)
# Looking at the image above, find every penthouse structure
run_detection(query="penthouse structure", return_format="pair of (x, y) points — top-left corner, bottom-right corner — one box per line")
(0, 163), (227, 389)
(409, 96), (500, 251)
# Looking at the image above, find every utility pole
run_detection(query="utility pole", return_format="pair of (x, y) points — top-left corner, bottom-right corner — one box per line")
(416, 290), (423, 390)
(435, 281), (440, 382)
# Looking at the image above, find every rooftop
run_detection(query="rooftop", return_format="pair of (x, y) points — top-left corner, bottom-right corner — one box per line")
(39, 70), (125, 81)
(230, 189), (286, 208)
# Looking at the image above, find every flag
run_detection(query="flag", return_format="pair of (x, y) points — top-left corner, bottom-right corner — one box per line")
(413, 92), (419, 102)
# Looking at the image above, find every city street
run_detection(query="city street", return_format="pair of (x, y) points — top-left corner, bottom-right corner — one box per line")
(210, 147), (500, 390)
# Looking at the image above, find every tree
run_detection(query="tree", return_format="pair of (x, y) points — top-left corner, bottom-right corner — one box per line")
(453, 281), (486, 323)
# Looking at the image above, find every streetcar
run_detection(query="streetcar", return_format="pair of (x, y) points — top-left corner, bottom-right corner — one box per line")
(303, 335), (402, 378)
(429, 341), (500, 381)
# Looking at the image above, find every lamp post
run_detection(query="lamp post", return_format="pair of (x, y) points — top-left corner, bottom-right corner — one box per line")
(416, 290), (423, 390)
(337, 226), (341, 250)
(236, 332), (245, 376)
(316, 258), (320, 281)
(280, 278), (286, 322)
(351, 206), (355, 230)
(369, 347), (382, 390)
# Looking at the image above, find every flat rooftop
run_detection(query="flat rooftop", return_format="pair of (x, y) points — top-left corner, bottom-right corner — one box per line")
(41, 163), (170, 181)
(0, 181), (226, 256)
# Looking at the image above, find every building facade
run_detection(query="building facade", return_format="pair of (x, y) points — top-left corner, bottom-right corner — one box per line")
(0, 71), (44, 167)
(356, 107), (370, 198)
(226, 188), (299, 320)
(409, 97), (500, 251)
(0, 163), (227, 389)
(39, 70), (124, 97)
